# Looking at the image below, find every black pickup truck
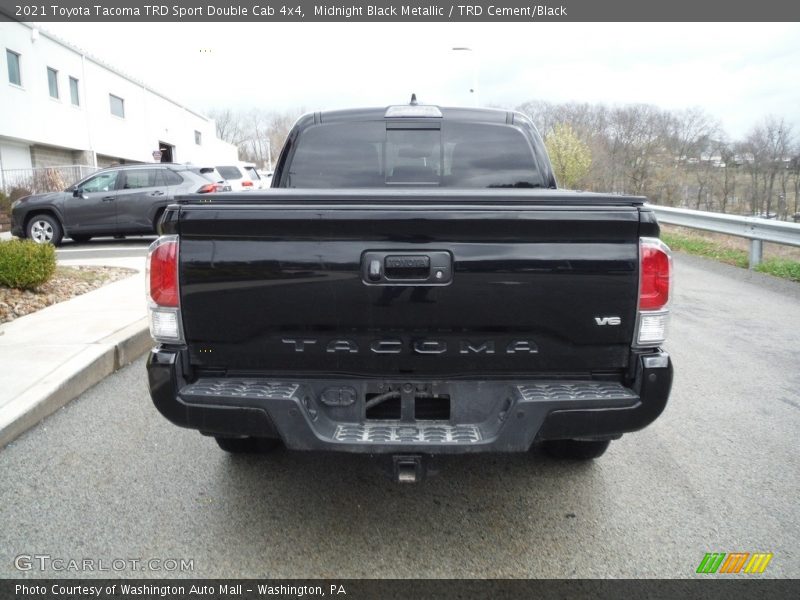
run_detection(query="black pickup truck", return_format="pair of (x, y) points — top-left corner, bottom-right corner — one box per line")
(147, 104), (673, 481)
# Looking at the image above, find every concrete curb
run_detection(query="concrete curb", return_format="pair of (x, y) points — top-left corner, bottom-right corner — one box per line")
(0, 318), (150, 449)
(102, 317), (152, 370)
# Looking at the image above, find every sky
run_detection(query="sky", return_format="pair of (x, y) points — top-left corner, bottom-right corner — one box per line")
(38, 21), (800, 140)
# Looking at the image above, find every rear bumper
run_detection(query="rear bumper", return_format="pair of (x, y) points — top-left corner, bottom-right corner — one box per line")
(147, 349), (672, 454)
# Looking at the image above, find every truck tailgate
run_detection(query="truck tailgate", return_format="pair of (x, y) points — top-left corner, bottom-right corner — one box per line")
(176, 201), (641, 377)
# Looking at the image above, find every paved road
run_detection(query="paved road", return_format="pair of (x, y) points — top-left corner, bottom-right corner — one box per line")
(0, 254), (798, 578)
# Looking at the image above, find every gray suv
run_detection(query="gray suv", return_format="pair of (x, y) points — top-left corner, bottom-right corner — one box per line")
(10, 163), (220, 245)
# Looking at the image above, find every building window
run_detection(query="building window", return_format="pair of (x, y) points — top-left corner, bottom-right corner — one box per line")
(195, 130), (202, 145)
(109, 94), (125, 118)
(6, 49), (21, 86)
(69, 77), (79, 106)
(47, 67), (59, 98)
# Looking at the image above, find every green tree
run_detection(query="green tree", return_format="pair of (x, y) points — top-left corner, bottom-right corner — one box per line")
(545, 123), (592, 189)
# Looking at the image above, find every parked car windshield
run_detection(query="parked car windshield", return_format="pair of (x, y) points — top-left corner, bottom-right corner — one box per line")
(284, 121), (544, 188)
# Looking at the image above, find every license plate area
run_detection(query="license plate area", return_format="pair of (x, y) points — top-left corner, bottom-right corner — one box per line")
(363, 383), (451, 422)
(414, 394), (450, 420)
(365, 392), (401, 420)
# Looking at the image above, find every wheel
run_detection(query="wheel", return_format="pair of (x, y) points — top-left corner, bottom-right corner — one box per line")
(542, 439), (611, 460)
(70, 234), (92, 243)
(27, 214), (63, 246)
(215, 436), (280, 454)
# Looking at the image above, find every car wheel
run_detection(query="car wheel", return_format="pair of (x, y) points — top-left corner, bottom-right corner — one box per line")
(27, 214), (63, 246)
(542, 439), (611, 460)
(70, 234), (92, 243)
(215, 436), (280, 454)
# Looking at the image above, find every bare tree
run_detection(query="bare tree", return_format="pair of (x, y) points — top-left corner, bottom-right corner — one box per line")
(742, 117), (794, 217)
(605, 104), (671, 195)
(669, 107), (719, 164)
(266, 109), (304, 165)
(238, 109), (272, 167)
(718, 141), (738, 213)
(208, 107), (305, 167)
(771, 120), (794, 220)
(209, 108), (246, 146)
(790, 146), (800, 219)
(517, 100), (559, 136)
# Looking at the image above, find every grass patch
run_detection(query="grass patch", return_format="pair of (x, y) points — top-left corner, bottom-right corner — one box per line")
(756, 258), (800, 282)
(55, 266), (107, 283)
(662, 231), (800, 283)
(660, 232), (749, 269)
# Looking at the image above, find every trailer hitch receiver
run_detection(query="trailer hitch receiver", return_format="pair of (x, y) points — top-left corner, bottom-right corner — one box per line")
(393, 454), (425, 483)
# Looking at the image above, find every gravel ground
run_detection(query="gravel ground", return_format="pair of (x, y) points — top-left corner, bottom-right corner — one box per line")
(0, 266), (135, 324)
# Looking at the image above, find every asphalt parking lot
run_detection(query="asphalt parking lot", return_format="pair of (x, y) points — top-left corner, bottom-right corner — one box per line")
(0, 253), (798, 578)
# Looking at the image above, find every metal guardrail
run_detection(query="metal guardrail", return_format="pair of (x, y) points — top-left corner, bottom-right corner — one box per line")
(649, 205), (800, 269)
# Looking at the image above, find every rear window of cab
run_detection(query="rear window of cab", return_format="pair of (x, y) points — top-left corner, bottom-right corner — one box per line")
(284, 121), (543, 189)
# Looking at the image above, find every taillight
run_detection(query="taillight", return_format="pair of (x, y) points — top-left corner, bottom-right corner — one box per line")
(639, 239), (671, 310)
(149, 239), (178, 307)
(241, 180), (253, 188)
(146, 236), (183, 343)
(636, 238), (672, 346)
(197, 183), (218, 193)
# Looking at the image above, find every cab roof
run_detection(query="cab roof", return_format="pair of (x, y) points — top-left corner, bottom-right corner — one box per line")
(307, 106), (524, 125)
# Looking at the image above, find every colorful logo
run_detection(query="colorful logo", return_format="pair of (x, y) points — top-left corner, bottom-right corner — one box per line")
(696, 552), (773, 574)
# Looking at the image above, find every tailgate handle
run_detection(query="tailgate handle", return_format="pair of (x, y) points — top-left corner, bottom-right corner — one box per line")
(362, 251), (452, 285)
(385, 255), (430, 279)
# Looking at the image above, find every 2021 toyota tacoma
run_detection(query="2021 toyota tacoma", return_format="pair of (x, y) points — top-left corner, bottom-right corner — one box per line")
(146, 102), (673, 481)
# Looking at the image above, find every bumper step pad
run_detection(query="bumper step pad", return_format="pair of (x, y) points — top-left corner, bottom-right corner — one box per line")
(334, 423), (481, 444)
(516, 382), (636, 402)
(182, 380), (300, 400)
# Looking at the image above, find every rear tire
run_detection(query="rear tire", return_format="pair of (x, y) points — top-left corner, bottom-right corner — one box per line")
(27, 214), (63, 246)
(70, 234), (92, 243)
(542, 439), (611, 460)
(215, 436), (280, 454)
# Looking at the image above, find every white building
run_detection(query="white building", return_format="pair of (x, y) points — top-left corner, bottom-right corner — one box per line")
(0, 21), (237, 191)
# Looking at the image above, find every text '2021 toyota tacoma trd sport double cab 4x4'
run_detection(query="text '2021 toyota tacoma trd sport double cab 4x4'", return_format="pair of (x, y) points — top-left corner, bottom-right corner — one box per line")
(146, 103), (673, 481)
